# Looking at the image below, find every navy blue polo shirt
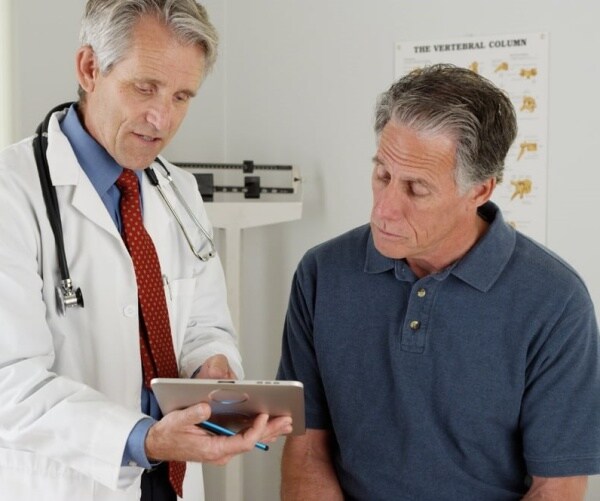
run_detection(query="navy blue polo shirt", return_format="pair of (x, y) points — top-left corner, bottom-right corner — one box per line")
(278, 202), (600, 500)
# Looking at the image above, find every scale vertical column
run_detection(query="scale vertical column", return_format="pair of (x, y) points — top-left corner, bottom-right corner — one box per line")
(200, 225), (244, 501)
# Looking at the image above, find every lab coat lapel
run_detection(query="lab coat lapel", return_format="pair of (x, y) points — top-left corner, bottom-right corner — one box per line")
(45, 112), (122, 241)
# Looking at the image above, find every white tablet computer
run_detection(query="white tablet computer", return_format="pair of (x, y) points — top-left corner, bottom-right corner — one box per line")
(151, 378), (305, 435)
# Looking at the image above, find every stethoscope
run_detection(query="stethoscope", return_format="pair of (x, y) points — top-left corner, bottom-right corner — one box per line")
(33, 102), (216, 315)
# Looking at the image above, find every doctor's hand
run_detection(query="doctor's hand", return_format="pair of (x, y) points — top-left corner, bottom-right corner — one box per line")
(196, 354), (235, 379)
(144, 402), (293, 465)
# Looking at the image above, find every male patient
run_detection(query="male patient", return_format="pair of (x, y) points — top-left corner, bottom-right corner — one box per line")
(277, 64), (600, 500)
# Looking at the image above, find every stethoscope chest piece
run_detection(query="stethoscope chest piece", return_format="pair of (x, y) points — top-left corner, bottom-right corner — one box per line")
(55, 278), (84, 316)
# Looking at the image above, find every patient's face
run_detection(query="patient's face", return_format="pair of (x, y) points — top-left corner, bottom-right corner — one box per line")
(370, 121), (476, 269)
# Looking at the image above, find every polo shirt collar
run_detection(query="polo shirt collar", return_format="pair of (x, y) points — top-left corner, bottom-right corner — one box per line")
(364, 227), (395, 274)
(451, 201), (516, 292)
(363, 201), (515, 291)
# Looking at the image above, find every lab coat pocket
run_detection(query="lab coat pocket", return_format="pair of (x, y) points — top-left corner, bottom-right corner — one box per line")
(164, 277), (196, 360)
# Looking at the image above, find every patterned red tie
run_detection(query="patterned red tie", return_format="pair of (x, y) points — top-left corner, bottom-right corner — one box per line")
(116, 169), (186, 497)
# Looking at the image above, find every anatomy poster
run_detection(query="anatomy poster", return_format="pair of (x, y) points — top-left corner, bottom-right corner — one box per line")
(395, 33), (549, 243)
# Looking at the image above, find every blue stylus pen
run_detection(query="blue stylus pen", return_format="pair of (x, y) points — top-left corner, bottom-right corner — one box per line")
(198, 420), (269, 451)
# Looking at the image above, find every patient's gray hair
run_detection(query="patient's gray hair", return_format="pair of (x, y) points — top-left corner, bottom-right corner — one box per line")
(375, 64), (517, 192)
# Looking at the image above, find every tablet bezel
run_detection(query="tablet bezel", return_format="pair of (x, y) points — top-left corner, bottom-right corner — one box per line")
(150, 378), (305, 435)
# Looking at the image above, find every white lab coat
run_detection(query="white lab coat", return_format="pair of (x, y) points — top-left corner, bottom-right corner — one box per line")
(0, 110), (242, 500)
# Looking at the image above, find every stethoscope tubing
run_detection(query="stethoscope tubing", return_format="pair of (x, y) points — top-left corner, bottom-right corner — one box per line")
(34, 102), (77, 284)
(34, 102), (216, 314)
(34, 102), (85, 313)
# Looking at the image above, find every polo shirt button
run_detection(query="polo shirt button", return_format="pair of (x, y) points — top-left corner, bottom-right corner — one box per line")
(123, 305), (136, 317)
(417, 288), (426, 298)
(409, 320), (421, 330)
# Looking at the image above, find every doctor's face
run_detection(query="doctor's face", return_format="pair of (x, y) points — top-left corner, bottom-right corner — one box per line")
(77, 15), (206, 170)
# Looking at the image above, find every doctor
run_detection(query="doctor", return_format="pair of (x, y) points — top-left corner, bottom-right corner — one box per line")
(0, 1), (291, 500)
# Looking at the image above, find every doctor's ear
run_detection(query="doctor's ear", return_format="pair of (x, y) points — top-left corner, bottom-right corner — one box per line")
(75, 45), (100, 93)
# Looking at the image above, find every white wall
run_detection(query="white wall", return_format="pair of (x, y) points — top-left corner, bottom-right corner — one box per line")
(10, 1), (600, 500)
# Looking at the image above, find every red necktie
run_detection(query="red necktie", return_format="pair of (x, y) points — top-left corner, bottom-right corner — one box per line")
(116, 169), (186, 497)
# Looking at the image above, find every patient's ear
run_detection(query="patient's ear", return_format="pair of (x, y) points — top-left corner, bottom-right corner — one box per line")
(469, 177), (496, 207)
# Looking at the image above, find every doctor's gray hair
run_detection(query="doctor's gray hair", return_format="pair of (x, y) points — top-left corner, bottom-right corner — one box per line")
(374, 64), (517, 192)
(78, 0), (218, 97)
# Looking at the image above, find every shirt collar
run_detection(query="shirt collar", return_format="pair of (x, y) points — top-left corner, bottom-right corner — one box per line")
(59, 104), (137, 195)
(364, 228), (396, 274)
(450, 201), (515, 292)
(363, 202), (515, 290)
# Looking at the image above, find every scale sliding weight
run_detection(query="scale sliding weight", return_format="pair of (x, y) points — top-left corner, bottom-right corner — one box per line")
(174, 160), (302, 203)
